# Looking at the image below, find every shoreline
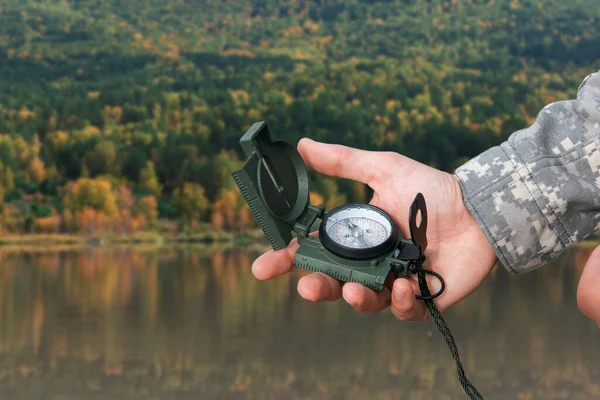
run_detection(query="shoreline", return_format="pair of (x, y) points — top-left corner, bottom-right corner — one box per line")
(2, 233), (599, 251)
(0, 230), (266, 247)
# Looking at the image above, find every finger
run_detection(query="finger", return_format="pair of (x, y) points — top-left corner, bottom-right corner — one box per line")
(577, 245), (600, 326)
(390, 278), (429, 322)
(342, 282), (391, 313)
(297, 273), (343, 302)
(297, 138), (387, 186)
(251, 240), (299, 280)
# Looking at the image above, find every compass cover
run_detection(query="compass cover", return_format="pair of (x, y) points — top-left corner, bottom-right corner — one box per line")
(232, 121), (311, 250)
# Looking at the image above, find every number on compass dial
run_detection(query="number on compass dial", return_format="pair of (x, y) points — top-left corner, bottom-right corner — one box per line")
(319, 204), (398, 261)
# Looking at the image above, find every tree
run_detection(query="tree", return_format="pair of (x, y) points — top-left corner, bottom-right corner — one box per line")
(122, 148), (147, 182)
(214, 150), (243, 189)
(28, 157), (46, 184)
(172, 183), (209, 222)
(0, 161), (15, 194)
(84, 141), (117, 177)
(139, 161), (162, 196)
(63, 178), (119, 216)
(136, 195), (158, 222)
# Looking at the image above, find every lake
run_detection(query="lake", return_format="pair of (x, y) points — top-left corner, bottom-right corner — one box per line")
(0, 243), (598, 399)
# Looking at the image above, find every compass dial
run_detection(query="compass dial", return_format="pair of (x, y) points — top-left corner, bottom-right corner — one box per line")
(319, 204), (398, 261)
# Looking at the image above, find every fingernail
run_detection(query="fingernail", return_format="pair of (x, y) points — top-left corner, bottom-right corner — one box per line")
(343, 292), (357, 307)
(393, 287), (405, 301)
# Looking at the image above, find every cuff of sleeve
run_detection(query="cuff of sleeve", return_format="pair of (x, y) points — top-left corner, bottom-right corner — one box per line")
(454, 142), (570, 273)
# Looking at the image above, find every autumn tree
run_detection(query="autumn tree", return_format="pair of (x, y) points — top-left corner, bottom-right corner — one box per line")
(0, 161), (15, 194)
(136, 195), (158, 222)
(28, 157), (46, 184)
(211, 188), (253, 231)
(139, 161), (162, 196)
(172, 183), (209, 223)
(63, 178), (119, 216)
(84, 141), (118, 177)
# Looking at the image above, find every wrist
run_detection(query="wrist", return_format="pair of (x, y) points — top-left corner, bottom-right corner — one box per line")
(450, 174), (498, 272)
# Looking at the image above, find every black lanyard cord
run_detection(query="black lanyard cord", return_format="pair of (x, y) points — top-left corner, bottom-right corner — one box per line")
(412, 264), (485, 400)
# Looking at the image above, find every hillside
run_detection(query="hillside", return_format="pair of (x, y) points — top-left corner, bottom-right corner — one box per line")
(0, 0), (598, 235)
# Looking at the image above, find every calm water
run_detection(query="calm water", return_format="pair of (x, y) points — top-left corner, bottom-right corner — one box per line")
(0, 244), (598, 400)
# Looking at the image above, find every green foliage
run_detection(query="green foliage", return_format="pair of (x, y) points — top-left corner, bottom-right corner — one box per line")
(0, 0), (598, 233)
(122, 148), (148, 183)
(172, 183), (209, 222)
(30, 203), (52, 218)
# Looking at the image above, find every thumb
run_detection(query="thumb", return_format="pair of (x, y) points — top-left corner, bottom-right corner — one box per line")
(577, 245), (600, 327)
(390, 278), (429, 321)
(297, 138), (387, 186)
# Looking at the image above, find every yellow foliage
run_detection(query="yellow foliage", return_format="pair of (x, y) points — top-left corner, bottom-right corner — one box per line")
(230, 89), (250, 103)
(28, 157), (46, 184)
(287, 25), (304, 35)
(34, 216), (60, 233)
(139, 161), (162, 196)
(18, 106), (35, 123)
(103, 106), (123, 124)
(310, 191), (325, 206)
(76, 207), (108, 233)
(12, 137), (30, 167)
(48, 130), (69, 149)
(291, 50), (313, 60)
(211, 210), (225, 231)
(165, 44), (180, 62)
(136, 195), (158, 222)
(303, 19), (320, 32)
(31, 134), (41, 157)
(88, 91), (100, 99)
(142, 38), (153, 50)
(385, 99), (396, 111)
(0, 161), (15, 193)
(63, 178), (119, 216)
(211, 188), (249, 231)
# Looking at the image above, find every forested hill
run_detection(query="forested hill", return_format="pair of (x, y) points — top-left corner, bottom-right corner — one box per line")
(0, 0), (598, 235)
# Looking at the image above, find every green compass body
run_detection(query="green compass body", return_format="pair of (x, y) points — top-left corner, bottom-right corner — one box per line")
(231, 121), (424, 291)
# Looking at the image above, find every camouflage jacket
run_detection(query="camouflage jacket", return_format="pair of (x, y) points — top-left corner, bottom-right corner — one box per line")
(455, 71), (600, 273)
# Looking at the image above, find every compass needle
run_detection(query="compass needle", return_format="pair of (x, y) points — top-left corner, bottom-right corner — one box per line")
(261, 156), (292, 209)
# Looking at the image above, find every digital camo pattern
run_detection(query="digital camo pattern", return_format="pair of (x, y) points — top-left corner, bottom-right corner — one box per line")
(455, 70), (600, 273)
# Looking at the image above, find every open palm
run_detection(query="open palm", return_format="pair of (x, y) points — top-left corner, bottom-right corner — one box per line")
(252, 138), (498, 321)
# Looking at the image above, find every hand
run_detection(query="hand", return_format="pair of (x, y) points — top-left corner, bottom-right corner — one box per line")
(577, 245), (600, 327)
(252, 139), (498, 321)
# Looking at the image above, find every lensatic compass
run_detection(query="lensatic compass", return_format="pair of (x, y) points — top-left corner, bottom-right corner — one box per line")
(231, 121), (440, 296)
(232, 121), (483, 399)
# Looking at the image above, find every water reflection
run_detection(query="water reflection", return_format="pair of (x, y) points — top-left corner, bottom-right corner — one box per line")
(0, 244), (598, 399)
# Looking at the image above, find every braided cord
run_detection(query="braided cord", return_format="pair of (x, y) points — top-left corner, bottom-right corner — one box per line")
(416, 267), (484, 400)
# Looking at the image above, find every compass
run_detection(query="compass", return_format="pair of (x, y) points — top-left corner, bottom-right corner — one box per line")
(320, 204), (398, 260)
(231, 121), (434, 293)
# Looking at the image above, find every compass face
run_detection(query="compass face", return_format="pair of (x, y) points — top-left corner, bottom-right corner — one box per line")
(319, 204), (398, 261)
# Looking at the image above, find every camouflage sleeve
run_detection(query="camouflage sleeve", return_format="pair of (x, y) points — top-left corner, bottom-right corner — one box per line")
(454, 71), (600, 273)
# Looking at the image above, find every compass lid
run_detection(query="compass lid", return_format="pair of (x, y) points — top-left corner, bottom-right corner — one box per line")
(232, 121), (311, 250)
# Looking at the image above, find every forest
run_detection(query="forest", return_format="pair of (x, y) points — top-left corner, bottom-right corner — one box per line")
(0, 0), (598, 236)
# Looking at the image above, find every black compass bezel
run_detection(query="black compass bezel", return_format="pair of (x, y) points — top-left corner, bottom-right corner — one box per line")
(319, 203), (399, 261)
